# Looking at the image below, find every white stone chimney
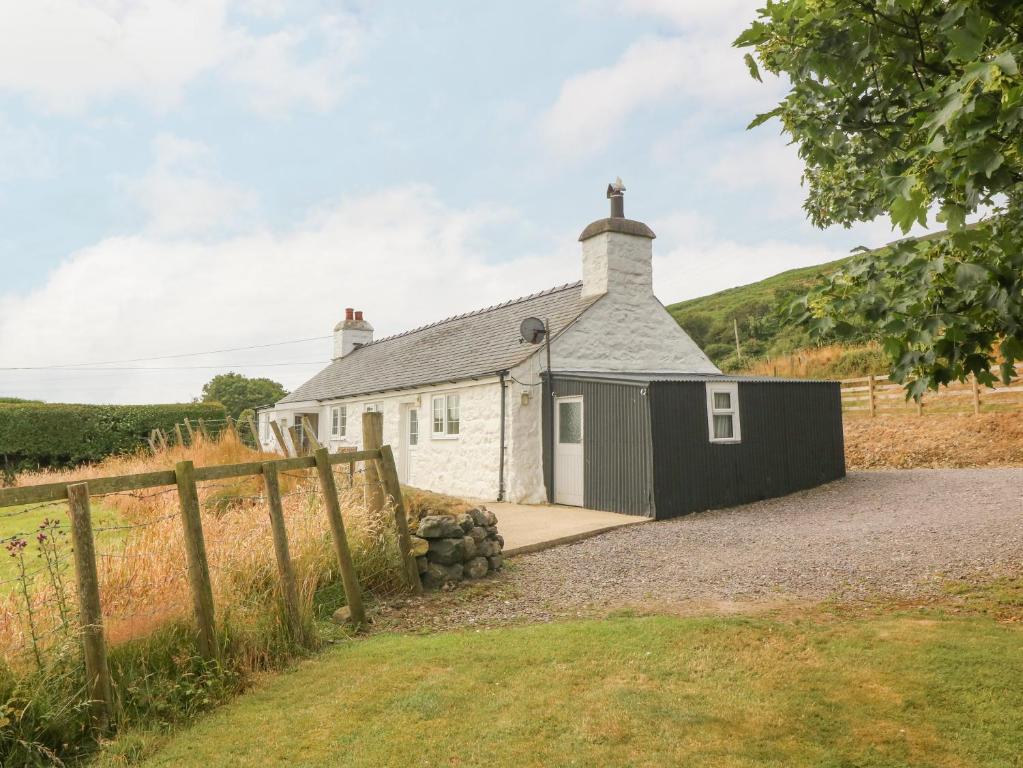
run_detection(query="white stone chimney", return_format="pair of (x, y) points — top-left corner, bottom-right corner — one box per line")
(579, 178), (656, 300)
(333, 308), (374, 359)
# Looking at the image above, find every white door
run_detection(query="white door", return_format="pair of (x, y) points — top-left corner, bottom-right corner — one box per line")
(399, 405), (419, 485)
(554, 396), (584, 506)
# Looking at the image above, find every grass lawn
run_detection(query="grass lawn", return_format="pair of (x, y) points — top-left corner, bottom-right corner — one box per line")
(102, 601), (1023, 768)
(0, 501), (122, 582)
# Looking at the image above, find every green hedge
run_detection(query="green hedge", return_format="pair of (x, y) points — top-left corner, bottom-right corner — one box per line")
(0, 402), (227, 470)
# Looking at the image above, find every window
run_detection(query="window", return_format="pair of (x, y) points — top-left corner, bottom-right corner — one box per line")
(431, 393), (460, 437)
(558, 400), (582, 444)
(409, 409), (419, 446)
(331, 406), (347, 438)
(706, 382), (741, 443)
(364, 402), (383, 414)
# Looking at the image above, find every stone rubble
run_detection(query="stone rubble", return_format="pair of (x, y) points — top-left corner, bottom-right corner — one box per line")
(414, 506), (504, 589)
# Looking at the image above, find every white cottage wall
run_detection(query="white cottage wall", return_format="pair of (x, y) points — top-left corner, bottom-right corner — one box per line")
(271, 378), (505, 502)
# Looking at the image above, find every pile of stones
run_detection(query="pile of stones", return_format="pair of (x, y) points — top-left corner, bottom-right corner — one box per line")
(411, 507), (503, 589)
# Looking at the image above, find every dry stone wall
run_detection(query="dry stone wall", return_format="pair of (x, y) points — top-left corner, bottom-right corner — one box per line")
(412, 507), (503, 588)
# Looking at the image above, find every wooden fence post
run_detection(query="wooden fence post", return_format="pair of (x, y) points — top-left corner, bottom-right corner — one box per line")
(198, 418), (211, 441)
(174, 423), (185, 447)
(916, 394), (924, 417)
(225, 415), (237, 440)
(147, 431), (158, 452)
(972, 374), (981, 415)
(184, 418), (196, 443)
(67, 482), (115, 731)
(157, 429), (169, 451)
(301, 417), (322, 452)
(262, 462), (306, 645)
(867, 374), (877, 418)
(270, 420), (290, 456)
(287, 425), (304, 457)
(174, 460), (218, 660)
(377, 445), (422, 595)
(246, 414), (262, 451)
(313, 448), (365, 627)
(362, 412), (385, 514)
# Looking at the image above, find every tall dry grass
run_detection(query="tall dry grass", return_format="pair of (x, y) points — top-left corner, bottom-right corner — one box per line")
(1, 431), (408, 765)
(737, 343), (890, 380)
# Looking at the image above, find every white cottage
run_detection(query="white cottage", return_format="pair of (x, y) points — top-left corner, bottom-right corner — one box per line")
(261, 183), (721, 506)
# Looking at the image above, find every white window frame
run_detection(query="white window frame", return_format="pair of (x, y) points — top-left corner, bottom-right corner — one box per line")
(431, 393), (460, 439)
(364, 402), (384, 414)
(330, 405), (347, 438)
(706, 382), (741, 444)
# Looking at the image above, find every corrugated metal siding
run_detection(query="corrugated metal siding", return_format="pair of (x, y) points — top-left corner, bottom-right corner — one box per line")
(648, 381), (845, 518)
(542, 377), (654, 517)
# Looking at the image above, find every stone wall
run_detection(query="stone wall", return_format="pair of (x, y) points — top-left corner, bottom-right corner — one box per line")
(411, 507), (503, 588)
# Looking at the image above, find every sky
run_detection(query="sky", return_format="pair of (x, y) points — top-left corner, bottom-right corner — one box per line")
(0, 0), (919, 404)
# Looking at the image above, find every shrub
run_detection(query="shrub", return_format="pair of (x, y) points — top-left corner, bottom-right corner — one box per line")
(0, 402), (227, 471)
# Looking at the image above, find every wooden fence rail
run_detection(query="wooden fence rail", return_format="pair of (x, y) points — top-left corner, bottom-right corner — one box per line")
(839, 366), (1023, 417)
(0, 444), (420, 731)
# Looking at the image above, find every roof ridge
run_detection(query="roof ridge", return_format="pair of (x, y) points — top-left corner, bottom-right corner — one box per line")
(358, 281), (583, 348)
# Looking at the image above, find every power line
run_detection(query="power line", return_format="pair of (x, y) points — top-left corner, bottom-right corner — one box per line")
(0, 334), (333, 370)
(0, 361), (329, 372)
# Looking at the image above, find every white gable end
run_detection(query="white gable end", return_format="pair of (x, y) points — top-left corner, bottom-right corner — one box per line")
(550, 292), (718, 374)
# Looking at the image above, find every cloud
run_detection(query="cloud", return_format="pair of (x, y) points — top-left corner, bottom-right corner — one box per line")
(0, 1), (365, 114)
(537, 3), (781, 161)
(129, 134), (257, 237)
(620, 0), (763, 33)
(222, 13), (365, 115)
(0, 186), (578, 404)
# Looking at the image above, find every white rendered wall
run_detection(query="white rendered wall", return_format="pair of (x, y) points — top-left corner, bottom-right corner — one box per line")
(267, 378), (504, 502)
(571, 231), (719, 374)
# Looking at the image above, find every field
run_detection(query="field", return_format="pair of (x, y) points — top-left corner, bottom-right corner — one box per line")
(843, 412), (1023, 469)
(101, 587), (1023, 768)
(0, 432), (413, 766)
(0, 501), (122, 581)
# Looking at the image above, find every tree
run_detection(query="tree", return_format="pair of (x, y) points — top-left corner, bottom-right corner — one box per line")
(199, 373), (288, 420)
(737, 1), (1023, 396)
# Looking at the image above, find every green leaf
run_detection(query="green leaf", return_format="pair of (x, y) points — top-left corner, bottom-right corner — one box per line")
(743, 53), (762, 83)
(992, 51), (1019, 77)
(746, 108), (780, 130)
(946, 27), (985, 61)
(954, 262), (989, 290)
(889, 185), (928, 233)
(970, 148), (1004, 178)
(925, 92), (966, 133)
(937, 203), (967, 231)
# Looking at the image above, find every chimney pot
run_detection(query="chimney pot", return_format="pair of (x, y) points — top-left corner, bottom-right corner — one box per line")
(354, 310), (364, 321)
(345, 307), (354, 321)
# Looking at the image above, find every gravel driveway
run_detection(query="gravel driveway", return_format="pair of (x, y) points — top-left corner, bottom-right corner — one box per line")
(388, 469), (1023, 628)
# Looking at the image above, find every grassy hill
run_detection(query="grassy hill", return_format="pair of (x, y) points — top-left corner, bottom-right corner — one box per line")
(666, 255), (889, 377)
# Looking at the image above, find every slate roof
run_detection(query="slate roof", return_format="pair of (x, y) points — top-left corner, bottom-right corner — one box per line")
(552, 371), (837, 385)
(280, 282), (599, 403)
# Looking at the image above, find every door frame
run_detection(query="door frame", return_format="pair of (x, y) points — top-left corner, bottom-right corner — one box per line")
(399, 403), (419, 485)
(553, 394), (584, 507)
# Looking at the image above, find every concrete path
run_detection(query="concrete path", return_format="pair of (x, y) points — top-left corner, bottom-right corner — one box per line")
(489, 502), (648, 556)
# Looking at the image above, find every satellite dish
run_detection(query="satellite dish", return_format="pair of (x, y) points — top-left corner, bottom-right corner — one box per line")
(519, 317), (547, 345)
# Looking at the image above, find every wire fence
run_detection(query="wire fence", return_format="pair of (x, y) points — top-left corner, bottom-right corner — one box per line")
(0, 432), (419, 700)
